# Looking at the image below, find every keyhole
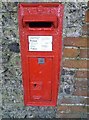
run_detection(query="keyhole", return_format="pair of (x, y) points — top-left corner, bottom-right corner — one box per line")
(34, 84), (37, 87)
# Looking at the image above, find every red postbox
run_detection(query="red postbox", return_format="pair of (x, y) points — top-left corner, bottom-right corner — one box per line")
(18, 3), (64, 106)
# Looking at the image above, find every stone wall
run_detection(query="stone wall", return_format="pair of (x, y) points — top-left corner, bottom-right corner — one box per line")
(1, 1), (89, 119)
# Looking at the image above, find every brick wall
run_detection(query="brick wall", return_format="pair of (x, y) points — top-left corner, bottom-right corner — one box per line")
(57, 3), (89, 118)
(1, 1), (89, 119)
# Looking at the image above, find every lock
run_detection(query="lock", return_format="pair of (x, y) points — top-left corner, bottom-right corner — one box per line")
(18, 3), (64, 106)
(38, 58), (45, 64)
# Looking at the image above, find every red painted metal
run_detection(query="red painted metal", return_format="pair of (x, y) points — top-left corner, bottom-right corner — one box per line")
(18, 3), (64, 106)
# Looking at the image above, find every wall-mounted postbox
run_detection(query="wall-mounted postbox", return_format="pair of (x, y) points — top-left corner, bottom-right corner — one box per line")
(18, 3), (64, 106)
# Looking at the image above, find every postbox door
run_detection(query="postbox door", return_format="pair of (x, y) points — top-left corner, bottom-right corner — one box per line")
(28, 57), (53, 101)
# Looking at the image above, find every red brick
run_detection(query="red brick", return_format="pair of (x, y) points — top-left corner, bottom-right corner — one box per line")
(58, 106), (87, 113)
(63, 60), (88, 69)
(64, 37), (88, 48)
(79, 49), (89, 58)
(75, 80), (87, 88)
(57, 113), (87, 118)
(60, 97), (89, 105)
(75, 70), (89, 78)
(73, 88), (88, 97)
(63, 48), (79, 58)
(85, 10), (89, 23)
(57, 106), (89, 118)
(87, 98), (89, 105)
(82, 24), (89, 32)
(88, 1), (89, 7)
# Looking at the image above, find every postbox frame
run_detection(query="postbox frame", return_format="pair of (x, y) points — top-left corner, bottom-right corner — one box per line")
(18, 3), (64, 106)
